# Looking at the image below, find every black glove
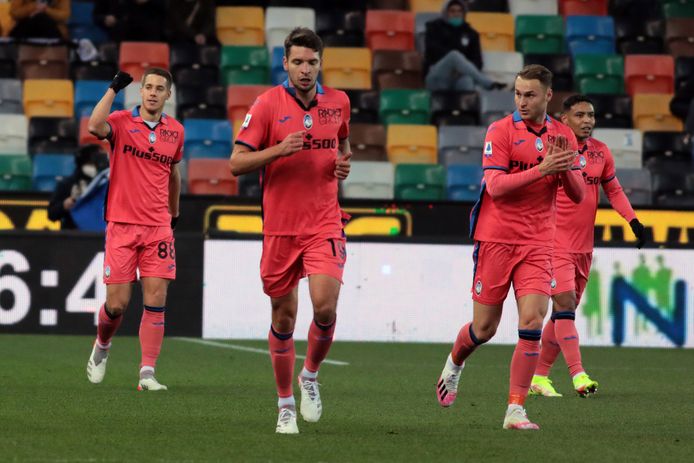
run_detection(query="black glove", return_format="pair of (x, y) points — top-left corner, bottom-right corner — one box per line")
(109, 71), (133, 94)
(171, 215), (179, 230)
(630, 219), (645, 249)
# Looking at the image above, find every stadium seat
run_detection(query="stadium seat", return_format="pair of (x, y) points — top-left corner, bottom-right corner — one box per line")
(559, 0), (608, 16)
(438, 125), (486, 166)
(23, 79), (73, 118)
(479, 90), (515, 126)
(415, 12), (438, 53)
(642, 131), (692, 164)
(345, 89), (380, 124)
(574, 54), (624, 94)
(615, 18), (664, 55)
(177, 85), (228, 121)
(468, 0), (509, 12)
(0, 114), (28, 155)
(387, 124), (437, 164)
(565, 16), (616, 55)
(68, 1), (108, 43)
(0, 3), (15, 39)
(430, 91), (480, 126)
(270, 47), (286, 85)
(220, 46), (270, 85)
(0, 78), (23, 114)
(183, 119), (233, 159)
(78, 117), (112, 155)
(237, 170), (261, 198)
(610, 0), (662, 19)
(369, 0), (407, 8)
(447, 164), (483, 201)
(482, 51), (523, 87)
(170, 44), (220, 88)
(665, 18), (694, 57)
(394, 163), (446, 200)
(216, 7), (265, 46)
(119, 42), (170, 81)
(586, 93), (633, 128)
(662, 1), (694, 19)
(675, 56), (694, 89)
(624, 55), (675, 96)
(341, 161), (394, 199)
(509, 0), (558, 15)
(592, 128), (643, 168)
(71, 42), (119, 81)
(632, 94), (683, 132)
(379, 89), (430, 125)
(188, 158), (238, 195)
(265, 7), (316, 50)
(322, 47), (372, 90)
(515, 15), (564, 54)
(350, 123), (387, 161)
(75, 80), (125, 118)
(32, 154), (74, 192)
(652, 169), (691, 205)
(372, 50), (423, 90)
(0, 155), (32, 191)
(547, 90), (573, 119)
(365, 10), (415, 51)
(616, 168), (652, 205)
(124, 83), (177, 118)
(18, 44), (69, 80)
(28, 117), (78, 155)
(409, 0), (442, 13)
(316, 10), (365, 47)
(466, 12), (515, 52)
(524, 54), (573, 91)
(0, 42), (16, 78)
(226, 85), (272, 122)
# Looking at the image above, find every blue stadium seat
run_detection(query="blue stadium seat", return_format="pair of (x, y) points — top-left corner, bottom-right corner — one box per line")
(75, 80), (125, 118)
(447, 164), (483, 201)
(68, 1), (108, 43)
(32, 154), (74, 192)
(270, 46), (286, 85)
(183, 119), (233, 159)
(566, 16), (616, 55)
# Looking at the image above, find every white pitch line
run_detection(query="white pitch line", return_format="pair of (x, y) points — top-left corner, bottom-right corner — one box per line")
(173, 337), (350, 366)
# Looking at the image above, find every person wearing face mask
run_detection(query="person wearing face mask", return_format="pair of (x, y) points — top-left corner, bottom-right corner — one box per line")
(48, 144), (109, 229)
(424, 0), (506, 92)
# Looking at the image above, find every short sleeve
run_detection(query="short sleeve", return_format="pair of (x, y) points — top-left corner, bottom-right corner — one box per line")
(235, 96), (271, 151)
(106, 110), (126, 143)
(338, 93), (351, 139)
(481, 121), (511, 172)
(174, 127), (185, 163)
(601, 145), (617, 183)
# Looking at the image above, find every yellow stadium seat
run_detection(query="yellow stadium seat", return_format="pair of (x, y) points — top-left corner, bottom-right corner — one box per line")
(410, 0), (443, 13)
(387, 124), (438, 164)
(467, 12), (515, 52)
(322, 47), (372, 90)
(23, 79), (74, 118)
(216, 7), (265, 46)
(633, 94), (683, 132)
(0, 3), (15, 37)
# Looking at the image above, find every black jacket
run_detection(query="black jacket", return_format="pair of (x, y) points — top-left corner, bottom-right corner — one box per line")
(48, 173), (81, 230)
(424, 18), (483, 74)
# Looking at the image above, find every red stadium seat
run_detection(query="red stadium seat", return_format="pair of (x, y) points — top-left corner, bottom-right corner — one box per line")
(226, 85), (272, 123)
(119, 42), (170, 82)
(365, 10), (415, 51)
(78, 117), (112, 155)
(188, 159), (238, 195)
(559, 0), (608, 16)
(624, 55), (675, 96)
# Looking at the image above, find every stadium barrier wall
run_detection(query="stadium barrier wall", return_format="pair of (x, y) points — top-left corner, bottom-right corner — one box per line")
(203, 239), (694, 348)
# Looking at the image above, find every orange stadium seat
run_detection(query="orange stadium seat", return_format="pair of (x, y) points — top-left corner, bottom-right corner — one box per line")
(216, 7), (265, 46)
(78, 117), (112, 155)
(188, 159), (238, 195)
(409, 0), (442, 13)
(23, 79), (73, 118)
(119, 42), (170, 81)
(0, 3), (14, 38)
(466, 12), (515, 52)
(322, 47), (372, 90)
(226, 85), (272, 122)
(386, 124), (438, 164)
(365, 10), (415, 51)
(559, 0), (608, 16)
(632, 94), (683, 132)
(18, 44), (69, 80)
(624, 55), (675, 96)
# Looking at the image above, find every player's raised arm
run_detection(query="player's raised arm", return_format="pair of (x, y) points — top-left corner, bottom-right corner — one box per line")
(229, 131), (304, 176)
(88, 71), (133, 139)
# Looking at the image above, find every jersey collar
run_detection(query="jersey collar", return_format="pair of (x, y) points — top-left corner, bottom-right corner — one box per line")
(512, 110), (551, 137)
(131, 105), (169, 126)
(282, 79), (324, 111)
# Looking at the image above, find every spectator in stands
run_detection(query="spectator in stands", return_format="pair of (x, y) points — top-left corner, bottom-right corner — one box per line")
(424, 0), (505, 92)
(94, 0), (166, 42)
(670, 78), (694, 137)
(166, 0), (217, 46)
(48, 144), (109, 229)
(10, 0), (70, 40)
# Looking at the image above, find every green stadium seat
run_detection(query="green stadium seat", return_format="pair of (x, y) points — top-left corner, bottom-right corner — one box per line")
(515, 16), (564, 54)
(574, 54), (625, 94)
(0, 154), (32, 191)
(663, 2), (694, 18)
(394, 163), (446, 200)
(379, 89), (430, 125)
(220, 46), (270, 85)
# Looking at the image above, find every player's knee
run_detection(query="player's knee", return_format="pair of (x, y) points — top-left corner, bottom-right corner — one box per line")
(312, 304), (336, 325)
(552, 297), (577, 313)
(144, 287), (168, 306)
(473, 321), (498, 341)
(518, 316), (544, 331)
(104, 301), (127, 317)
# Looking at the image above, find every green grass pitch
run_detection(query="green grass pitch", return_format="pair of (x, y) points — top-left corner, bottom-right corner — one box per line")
(1, 334), (692, 462)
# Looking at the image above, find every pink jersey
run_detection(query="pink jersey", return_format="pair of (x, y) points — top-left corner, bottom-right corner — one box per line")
(471, 111), (579, 245)
(105, 106), (184, 226)
(555, 137), (636, 252)
(235, 80), (350, 236)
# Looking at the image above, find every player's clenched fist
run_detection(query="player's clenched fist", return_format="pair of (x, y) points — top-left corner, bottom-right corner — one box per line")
(109, 71), (133, 94)
(276, 131), (305, 156)
(335, 152), (352, 179)
(538, 135), (576, 176)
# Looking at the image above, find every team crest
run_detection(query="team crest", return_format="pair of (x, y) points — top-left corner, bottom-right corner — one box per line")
(484, 141), (493, 158)
(149, 131), (156, 144)
(535, 137), (544, 152)
(104, 266), (111, 279)
(475, 280), (483, 295)
(303, 114), (313, 130)
(579, 155), (587, 168)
